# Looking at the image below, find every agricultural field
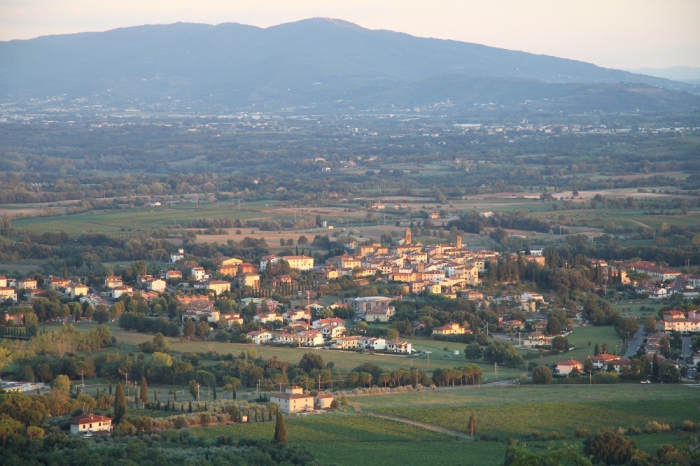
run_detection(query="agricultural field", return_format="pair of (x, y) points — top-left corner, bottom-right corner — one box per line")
(360, 384), (700, 457)
(172, 413), (507, 466)
(11, 202), (280, 236)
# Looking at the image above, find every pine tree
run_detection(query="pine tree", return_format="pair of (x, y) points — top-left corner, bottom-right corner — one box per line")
(140, 377), (148, 408)
(114, 382), (127, 423)
(468, 413), (476, 439)
(273, 410), (288, 445)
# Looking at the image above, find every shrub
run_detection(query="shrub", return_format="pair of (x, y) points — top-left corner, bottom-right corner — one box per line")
(574, 428), (591, 438)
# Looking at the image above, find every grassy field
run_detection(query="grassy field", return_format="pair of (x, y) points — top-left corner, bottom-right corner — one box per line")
(523, 325), (625, 366)
(169, 413), (507, 466)
(612, 301), (663, 319)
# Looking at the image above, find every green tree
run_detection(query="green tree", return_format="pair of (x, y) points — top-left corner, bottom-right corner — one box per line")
(114, 382), (127, 423)
(24, 312), (39, 337)
(594, 343), (600, 356)
(183, 319), (196, 340)
(532, 366), (552, 384)
(273, 409), (288, 445)
(644, 315), (657, 334)
(583, 429), (637, 465)
(51, 374), (71, 392)
(464, 343), (484, 360)
(551, 336), (569, 354)
(26, 426), (45, 441)
(140, 377), (148, 408)
(615, 316), (639, 339)
(299, 352), (324, 373)
(188, 379), (199, 400)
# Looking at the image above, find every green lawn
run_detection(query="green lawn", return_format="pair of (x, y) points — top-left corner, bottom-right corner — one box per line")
(522, 325), (624, 366)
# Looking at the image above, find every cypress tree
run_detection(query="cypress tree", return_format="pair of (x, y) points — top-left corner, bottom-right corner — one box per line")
(212, 386), (217, 400)
(114, 382), (127, 423)
(469, 413), (476, 439)
(140, 377), (148, 408)
(108, 381), (112, 395)
(188, 400), (193, 413)
(273, 410), (288, 445)
(594, 343), (601, 356)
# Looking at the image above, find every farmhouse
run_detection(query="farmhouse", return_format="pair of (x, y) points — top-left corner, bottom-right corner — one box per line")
(69, 414), (113, 434)
(556, 359), (583, 376)
(270, 387), (314, 414)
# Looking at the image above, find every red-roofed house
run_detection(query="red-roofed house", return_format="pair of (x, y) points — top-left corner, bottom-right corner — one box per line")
(69, 414), (113, 434)
(556, 359), (583, 376)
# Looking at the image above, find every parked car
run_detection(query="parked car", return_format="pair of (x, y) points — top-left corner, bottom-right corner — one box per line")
(640, 380), (651, 384)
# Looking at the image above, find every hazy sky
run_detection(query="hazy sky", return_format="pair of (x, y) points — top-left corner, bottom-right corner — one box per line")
(2, 0), (698, 69)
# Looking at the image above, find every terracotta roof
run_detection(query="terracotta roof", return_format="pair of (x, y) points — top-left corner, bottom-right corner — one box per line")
(557, 359), (582, 366)
(69, 414), (112, 424)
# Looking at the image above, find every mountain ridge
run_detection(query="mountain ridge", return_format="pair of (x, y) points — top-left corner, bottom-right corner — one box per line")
(0, 18), (697, 113)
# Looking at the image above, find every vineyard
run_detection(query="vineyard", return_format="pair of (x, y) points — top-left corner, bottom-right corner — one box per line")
(174, 413), (507, 466)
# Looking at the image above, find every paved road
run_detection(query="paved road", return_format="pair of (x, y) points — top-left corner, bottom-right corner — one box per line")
(624, 328), (646, 358)
(682, 336), (693, 360)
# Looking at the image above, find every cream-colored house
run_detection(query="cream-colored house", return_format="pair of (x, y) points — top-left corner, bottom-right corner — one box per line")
(206, 280), (231, 295)
(0, 287), (17, 302)
(69, 414), (112, 434)
(270, 386), (314, 414)
(70, 284), (89, 298)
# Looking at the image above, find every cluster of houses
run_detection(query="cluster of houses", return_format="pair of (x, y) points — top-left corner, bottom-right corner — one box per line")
(245, 312), (414, 354)
(316, 229), (502, 297)
(0, 275), (94, 303)
(608, 260), (698, 300)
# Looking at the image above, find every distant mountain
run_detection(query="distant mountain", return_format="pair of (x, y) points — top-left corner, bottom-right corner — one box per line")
(1, 18), (698, 113)
(632, 66), (700, 85)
